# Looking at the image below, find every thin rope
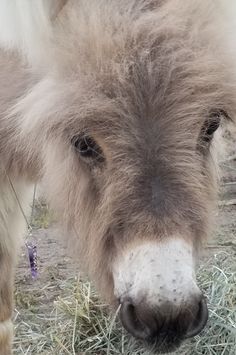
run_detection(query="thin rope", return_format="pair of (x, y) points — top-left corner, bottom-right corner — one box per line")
(5, 173), (32, 232)
(30, 184), (37, 226)
(5, 171), (38, 278)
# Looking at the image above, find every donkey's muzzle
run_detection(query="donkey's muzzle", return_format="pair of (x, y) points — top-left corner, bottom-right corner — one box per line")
(120, 296), (208, 353)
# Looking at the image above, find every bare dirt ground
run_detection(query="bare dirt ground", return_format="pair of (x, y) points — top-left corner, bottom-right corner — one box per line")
(13, 133), (236, 355)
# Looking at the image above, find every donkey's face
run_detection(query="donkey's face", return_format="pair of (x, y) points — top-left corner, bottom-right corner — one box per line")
(36, 60), (227, 352)
(14, 2), (236, 352)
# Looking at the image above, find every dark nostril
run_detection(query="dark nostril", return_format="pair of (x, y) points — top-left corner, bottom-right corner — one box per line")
(120, 296), (208, 346)
(120, 299), (158, 340)
(186, 297), (208, 338)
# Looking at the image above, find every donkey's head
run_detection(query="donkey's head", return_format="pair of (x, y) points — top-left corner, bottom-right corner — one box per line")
(12, 0), (236, 352)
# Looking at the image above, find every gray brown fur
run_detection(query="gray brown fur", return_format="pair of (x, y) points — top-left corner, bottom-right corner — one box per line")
(0, 0), (236, 353)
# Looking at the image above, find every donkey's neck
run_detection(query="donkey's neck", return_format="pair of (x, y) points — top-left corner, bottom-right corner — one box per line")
(0, 49), (42, 181)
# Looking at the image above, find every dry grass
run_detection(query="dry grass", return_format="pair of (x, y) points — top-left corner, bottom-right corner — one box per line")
(13, 249), (236, 355)
(30, 199), (55, 229)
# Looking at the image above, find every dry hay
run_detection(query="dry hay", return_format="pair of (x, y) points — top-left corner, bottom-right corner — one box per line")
(14, 249), (236, 355)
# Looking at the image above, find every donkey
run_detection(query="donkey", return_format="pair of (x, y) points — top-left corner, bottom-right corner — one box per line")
(0, 0), (236, 354)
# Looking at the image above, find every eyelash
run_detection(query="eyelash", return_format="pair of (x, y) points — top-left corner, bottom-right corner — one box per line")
(71, 135), (105, 163)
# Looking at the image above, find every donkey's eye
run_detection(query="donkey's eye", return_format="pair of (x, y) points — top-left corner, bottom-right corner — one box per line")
(71, 135), (104, 162)
(201, 114), (221, 144)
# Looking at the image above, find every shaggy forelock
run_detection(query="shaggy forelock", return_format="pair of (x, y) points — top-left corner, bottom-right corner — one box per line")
(29, 0), (236, 133)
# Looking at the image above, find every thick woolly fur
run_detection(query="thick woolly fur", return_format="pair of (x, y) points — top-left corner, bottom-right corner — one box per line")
(1, 0), (236, 352)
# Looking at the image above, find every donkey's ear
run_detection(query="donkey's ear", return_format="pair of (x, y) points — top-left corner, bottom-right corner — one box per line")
(210, 109), (236, 125)
(0, 0), (68, 67)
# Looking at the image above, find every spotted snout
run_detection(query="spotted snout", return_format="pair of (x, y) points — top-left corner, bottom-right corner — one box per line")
(113, 239), (208, 352)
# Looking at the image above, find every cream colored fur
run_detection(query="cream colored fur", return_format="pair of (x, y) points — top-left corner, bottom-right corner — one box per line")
(0, 0), (66, 66)
(0, 319), (13, 355)
(0, 168), (32, 353)
(0, 172), (32, 253)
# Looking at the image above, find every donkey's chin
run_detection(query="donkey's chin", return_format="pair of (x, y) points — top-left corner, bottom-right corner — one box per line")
(144, 338), (183, 354)
(123, 324), (186, 354)
(127, 337), (183, 355)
